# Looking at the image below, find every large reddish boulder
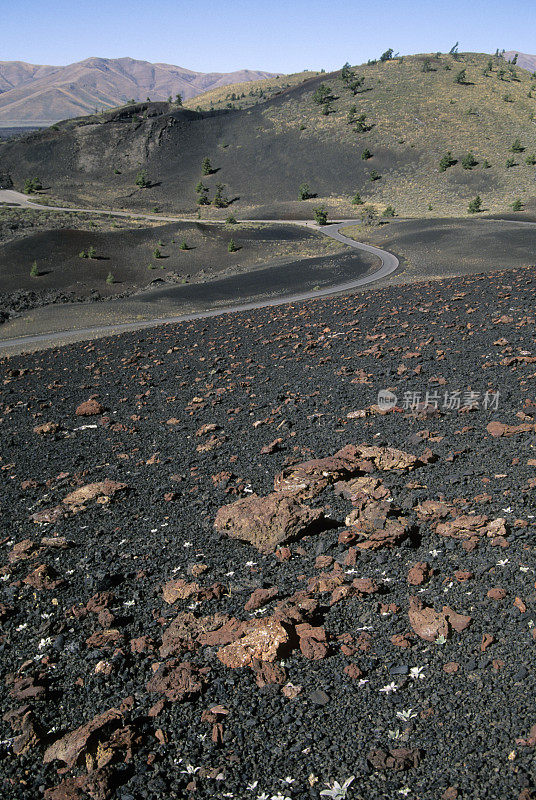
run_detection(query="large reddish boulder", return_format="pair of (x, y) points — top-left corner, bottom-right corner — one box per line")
(214, 492), (323, 553)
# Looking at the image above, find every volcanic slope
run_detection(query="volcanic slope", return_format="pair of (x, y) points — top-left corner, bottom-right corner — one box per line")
(2, 262), (536, 799)
(2, 52), (536, 217)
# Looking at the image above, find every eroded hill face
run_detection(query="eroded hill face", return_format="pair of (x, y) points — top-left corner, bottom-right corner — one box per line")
(2, 52), (536, 218)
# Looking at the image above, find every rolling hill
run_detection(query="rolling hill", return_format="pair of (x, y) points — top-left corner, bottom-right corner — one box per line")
(502, 51), (536, 73)
(2, 52), (536, 218)
(0, 57), (276, 126)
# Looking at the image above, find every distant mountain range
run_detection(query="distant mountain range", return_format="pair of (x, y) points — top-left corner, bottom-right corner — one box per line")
(502, 51), (536, 72)
(0, 57), (276, 126)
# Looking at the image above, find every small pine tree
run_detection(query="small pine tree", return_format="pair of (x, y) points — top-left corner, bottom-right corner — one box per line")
(512, 199), (523, 211)
(351, 192), (364, 205)
(79, 250), (87, 259)
(461, 152), (477, 169)
(382, 205), (395, 217)
(506, 157), (517, 168)
(106, 272), (114, 284)
(228, 238), (238, 252)
(298, 183), (312, 200)
(454, 69), (467, 84)
(511, 138), (524, 152)
(313, 84), (333, 105)
(226, 214), (238, 224)
(87, 246), (97, 259)
(314, 206), (328, 225)
(361, 148), (372, 160)
(179, 240), (189, 250)
(439, 152), (456, 171)
(201, 157), (213, 175)
(468, 195), (482, 214)
(175, 93), (183, 105)
(355, 114), (368, 132)
(135, 169), (149, 188)
(369, 169), (381, 181)
(153, 247), (162, 258)
(30, 260), (39, 277)
(525, 154), (536, 165)
(213, 183), (229, 208)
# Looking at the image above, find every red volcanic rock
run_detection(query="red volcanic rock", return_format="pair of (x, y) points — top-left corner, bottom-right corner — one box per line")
(75, 398), (105, 416)
(407, 561), (432, 586)
(244, 586), (279, 612)
(214, 492), (323, 553)
(408, 597), (449, 642)
(43, 707), (122, 768)
(216, 618), (289, 668)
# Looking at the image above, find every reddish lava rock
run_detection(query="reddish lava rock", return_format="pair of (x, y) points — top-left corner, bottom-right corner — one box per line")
(214, 491), (324, 553)
(407, 561), (433, 585)
(75, 398), (105, 416)
(487, 587), (507, 600)
(216, 618), (289, 668)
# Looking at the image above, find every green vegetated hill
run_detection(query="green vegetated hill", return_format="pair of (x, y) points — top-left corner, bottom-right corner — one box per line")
(2, 52), (536, 218)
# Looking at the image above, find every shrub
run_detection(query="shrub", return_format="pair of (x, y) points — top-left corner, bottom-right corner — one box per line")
(106, 272), (114, 284)
(351, 192), (363, 205)
(228, 238), (238, 252)
(87, 246), (97, 259)
(525, 154), (536, 165)
(148, 263), (155, 269)
(298, 183), (313, 200)
(314, 206), (328, 225)
(179, 240), (189, 250)
(30, 260), (39, 277)
(511, 139), (524, 153)
(226, 214), (238, 224)
(461, 152), (477, 169)
(506, 157), (517, 168)
(369, 169), (381, 181)
(468, 195), (482, 214)
(78, 250), (87, 259)
(512, 199), (523, 211)
(382, 205), (395, 217)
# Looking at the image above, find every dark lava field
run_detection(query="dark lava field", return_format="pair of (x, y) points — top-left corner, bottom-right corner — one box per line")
(1, 264), (536, 800)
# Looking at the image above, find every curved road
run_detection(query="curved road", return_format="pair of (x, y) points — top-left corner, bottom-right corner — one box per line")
(0, 190), (399, 353)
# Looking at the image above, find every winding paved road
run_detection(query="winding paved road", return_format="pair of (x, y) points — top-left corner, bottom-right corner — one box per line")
(0, 190), (399, 353)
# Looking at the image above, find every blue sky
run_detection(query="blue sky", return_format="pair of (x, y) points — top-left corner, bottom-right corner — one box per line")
(4, 0), (536, 72)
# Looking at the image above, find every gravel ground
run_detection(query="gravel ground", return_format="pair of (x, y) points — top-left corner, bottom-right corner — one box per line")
(1, 265), (536, 800)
